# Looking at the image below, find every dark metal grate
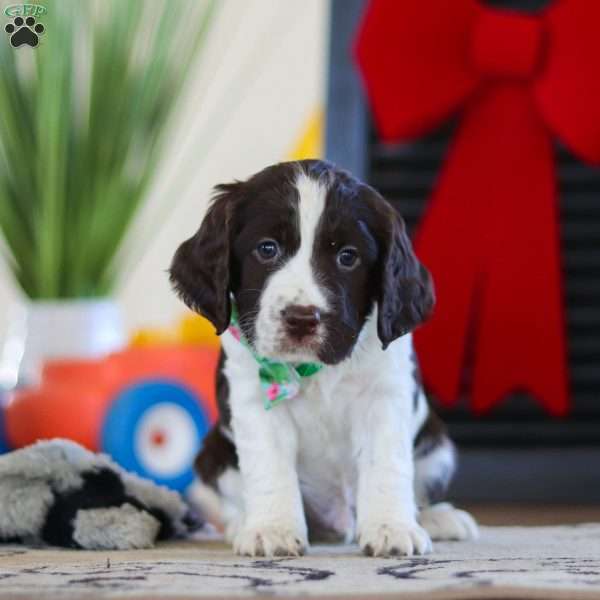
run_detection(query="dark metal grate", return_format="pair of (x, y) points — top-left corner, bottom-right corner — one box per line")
(367, 121), (600, 426)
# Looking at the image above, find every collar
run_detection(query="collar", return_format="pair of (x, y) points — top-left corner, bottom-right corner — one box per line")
(227, 303), (323, 410)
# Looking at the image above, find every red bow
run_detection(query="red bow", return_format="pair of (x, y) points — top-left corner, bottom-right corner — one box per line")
(355, 0), (600, 416)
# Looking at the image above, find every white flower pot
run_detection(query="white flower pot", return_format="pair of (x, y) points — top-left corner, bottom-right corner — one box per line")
(0, 299), (126, 389)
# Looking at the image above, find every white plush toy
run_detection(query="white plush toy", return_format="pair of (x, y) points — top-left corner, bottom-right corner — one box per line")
(0, 439), (200, 549)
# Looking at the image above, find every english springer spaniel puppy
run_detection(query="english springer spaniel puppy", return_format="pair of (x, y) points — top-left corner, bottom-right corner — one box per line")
(170, 160), (478, 557)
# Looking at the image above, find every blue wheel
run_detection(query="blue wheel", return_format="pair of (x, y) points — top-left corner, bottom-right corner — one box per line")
(101, 380), (209, 491)
(0, 393), (10, 454)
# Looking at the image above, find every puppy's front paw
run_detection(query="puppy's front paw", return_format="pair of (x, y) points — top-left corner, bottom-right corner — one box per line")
(234, 523), (307, 557)
(419, 503), (479, 541)
(359, 521), (432, 557)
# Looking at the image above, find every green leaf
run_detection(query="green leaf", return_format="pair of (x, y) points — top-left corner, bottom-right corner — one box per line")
(0, 0), (218, 298)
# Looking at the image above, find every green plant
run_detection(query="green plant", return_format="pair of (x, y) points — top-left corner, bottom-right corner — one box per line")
(0, 0), (216, 298)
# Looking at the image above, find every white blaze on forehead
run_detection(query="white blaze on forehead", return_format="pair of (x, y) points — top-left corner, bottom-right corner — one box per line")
(254, 169), (330, 357)
(283, 170), (329, 309)
(294, 172), (328, 278)
(265, 170), (329, 307)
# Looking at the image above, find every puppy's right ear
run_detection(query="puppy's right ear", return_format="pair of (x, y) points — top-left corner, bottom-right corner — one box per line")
(169, 183), (240, 335)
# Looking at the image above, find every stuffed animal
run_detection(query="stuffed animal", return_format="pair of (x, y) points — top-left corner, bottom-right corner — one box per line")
(0, 439), (201, 549)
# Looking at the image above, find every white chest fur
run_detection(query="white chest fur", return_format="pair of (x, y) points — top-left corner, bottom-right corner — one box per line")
(220, 316), (425, 542)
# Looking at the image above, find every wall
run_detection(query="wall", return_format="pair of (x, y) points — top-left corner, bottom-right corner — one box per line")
(0, 0), (329, 337)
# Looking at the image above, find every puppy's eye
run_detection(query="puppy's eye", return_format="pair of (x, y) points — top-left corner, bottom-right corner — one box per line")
(337, 247), (360, 270)
(255, 239), (280, 262)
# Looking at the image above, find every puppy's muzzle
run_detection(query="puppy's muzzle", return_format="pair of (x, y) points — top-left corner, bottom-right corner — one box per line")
(281, 304), (321, 341)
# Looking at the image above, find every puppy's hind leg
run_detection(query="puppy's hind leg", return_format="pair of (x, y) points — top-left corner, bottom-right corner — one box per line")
(414, 411), (479, 541)
(190, 425), (245, 542)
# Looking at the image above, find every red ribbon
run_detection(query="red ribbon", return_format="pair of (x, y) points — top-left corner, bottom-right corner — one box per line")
(355, 0), (600, 416)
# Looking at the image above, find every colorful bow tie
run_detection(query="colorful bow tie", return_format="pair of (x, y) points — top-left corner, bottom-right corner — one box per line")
(228, 304), (323, 410)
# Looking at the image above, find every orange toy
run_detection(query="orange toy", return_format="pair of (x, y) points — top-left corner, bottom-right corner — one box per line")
(4, 345), (219, 491)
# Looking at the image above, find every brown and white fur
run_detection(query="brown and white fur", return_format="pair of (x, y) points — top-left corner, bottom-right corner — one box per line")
(170, 160), (478, 557)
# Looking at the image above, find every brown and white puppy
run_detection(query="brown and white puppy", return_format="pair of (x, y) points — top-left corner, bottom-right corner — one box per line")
(170, 160), (477, 557)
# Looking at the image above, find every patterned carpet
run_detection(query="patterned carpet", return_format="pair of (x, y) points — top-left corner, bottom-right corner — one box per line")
(2, 525), (600, 599)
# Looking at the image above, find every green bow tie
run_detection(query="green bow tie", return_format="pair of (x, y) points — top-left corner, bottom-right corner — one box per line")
(228, 304), (323, 410)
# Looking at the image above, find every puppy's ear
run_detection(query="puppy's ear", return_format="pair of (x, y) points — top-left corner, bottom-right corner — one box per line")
(169, 183), (240, 335)
(375, 197), (435, 349)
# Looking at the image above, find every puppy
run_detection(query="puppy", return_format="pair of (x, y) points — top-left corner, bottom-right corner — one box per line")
(170, 160), (478, 557)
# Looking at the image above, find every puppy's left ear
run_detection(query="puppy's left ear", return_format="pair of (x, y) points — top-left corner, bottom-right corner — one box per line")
(375, 199), (435, 350)
(169, 183), (239, 335)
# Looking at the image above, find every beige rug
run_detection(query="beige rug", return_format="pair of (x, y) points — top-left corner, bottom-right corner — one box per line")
(2, 525), (600, 599)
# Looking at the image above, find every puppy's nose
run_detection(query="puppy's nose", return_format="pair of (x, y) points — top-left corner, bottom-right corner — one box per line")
(281, 304), (321, 339)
